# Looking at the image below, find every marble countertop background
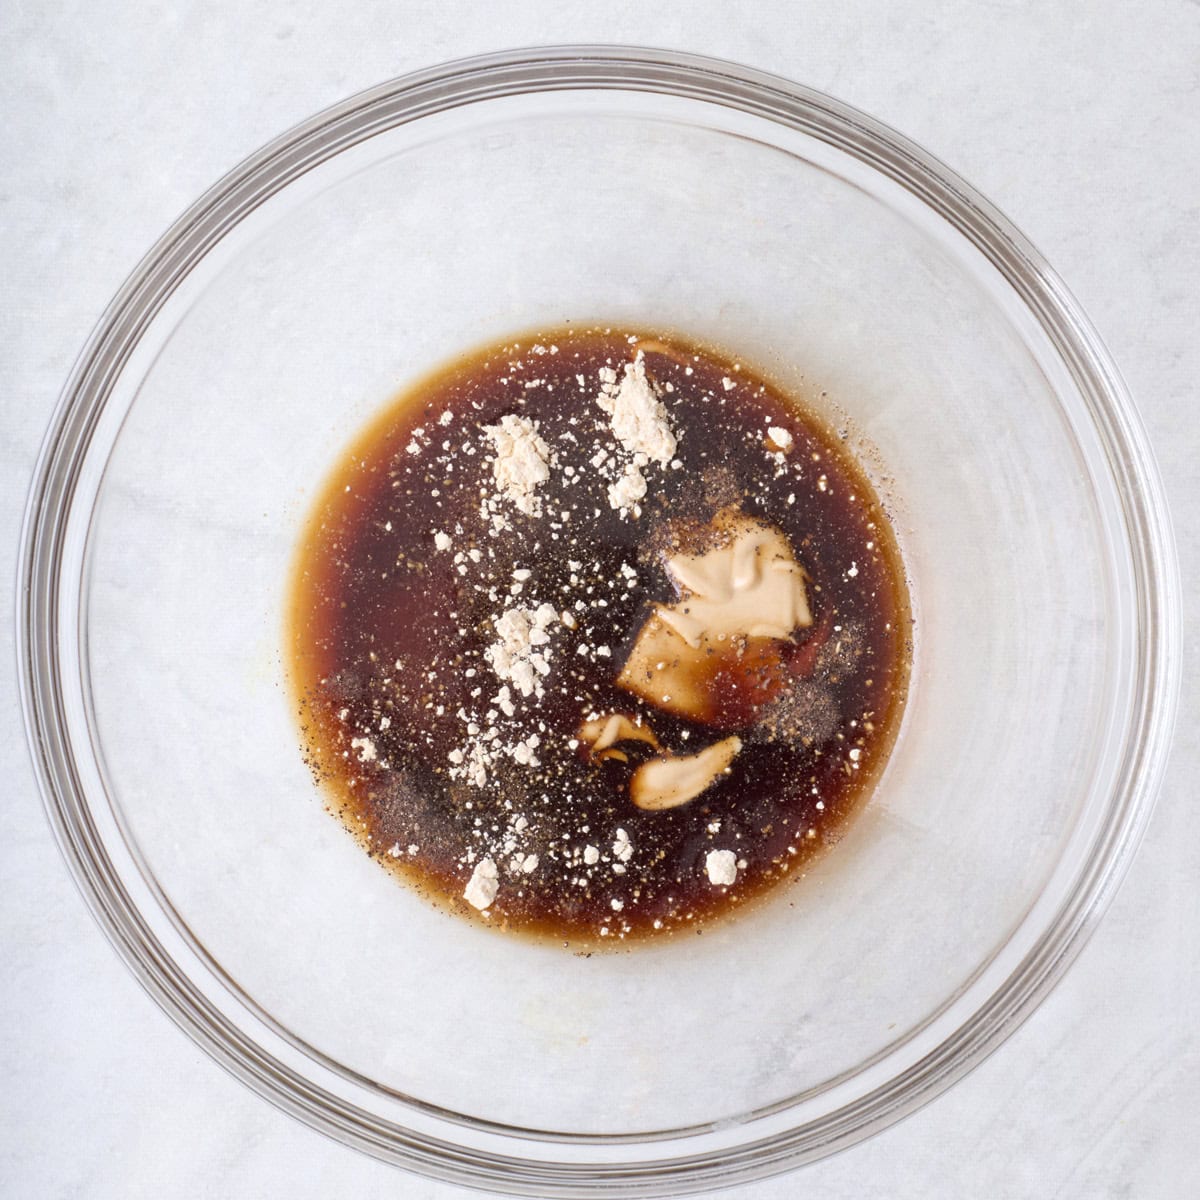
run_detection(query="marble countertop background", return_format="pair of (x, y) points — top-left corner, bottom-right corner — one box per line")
(3, 2), (1197, 1196)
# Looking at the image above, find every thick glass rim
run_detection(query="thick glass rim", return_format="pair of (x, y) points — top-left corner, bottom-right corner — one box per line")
(16, 45), (1181, 1195)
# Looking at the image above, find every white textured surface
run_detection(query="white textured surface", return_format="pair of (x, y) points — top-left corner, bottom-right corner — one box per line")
(2, 2), (1197, 1196)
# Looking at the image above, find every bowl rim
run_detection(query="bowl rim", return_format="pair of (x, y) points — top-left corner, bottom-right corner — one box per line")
(16, 44), (1182, 1196)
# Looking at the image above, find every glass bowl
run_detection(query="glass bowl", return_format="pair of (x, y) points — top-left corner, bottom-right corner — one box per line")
(17, 47), (1179, 1196)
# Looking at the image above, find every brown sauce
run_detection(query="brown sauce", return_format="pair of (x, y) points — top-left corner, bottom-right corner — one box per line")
(287, 327), (911, 946)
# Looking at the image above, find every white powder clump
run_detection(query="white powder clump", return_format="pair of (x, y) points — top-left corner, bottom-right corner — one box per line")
(483, 414), (552, 515)
(349, 736), (377, 763)
(705, 848), (738, 886)
(463, 857), (499, 910)
(612, 827), (634, 863)
(433, 531), (452, 551)
(583, 845), (600, 865)
(597, 352), (677, 466)
(484, 602), (561, 698)
(767, 426), (793, 451)
(607, 462), (647, 514)
(449, 741), (491, 788)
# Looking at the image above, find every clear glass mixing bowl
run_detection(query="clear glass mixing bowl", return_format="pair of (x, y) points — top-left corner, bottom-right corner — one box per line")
(17, 47), (1179, 1196)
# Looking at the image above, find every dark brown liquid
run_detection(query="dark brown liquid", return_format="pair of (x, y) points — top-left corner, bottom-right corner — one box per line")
(287, 328), (911, 946)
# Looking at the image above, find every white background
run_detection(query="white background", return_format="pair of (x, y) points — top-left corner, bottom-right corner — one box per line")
(3, 2), (1197, 1196)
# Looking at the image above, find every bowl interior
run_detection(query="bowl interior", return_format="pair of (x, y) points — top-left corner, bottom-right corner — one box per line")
(60, 73), (1136, 1154)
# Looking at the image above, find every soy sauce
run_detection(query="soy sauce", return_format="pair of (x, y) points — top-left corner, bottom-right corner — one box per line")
(287, 328), (911, 946)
